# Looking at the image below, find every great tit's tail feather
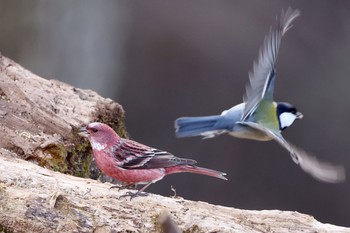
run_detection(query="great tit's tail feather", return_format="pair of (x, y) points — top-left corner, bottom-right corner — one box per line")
(175, 115), (224, 138)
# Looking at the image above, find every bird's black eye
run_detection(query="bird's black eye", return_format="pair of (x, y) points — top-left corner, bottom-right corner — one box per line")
(291, 108), (297, 114)
(92, 128), (98, 133)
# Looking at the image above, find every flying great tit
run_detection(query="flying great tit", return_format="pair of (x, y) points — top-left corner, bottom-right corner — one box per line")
(175, 8), (345, 183)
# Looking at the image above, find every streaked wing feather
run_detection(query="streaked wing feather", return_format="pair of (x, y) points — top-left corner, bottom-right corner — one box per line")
(238, 121), (345, 183)
(113, 139), (196, 169)
(242, 8), (300, 120)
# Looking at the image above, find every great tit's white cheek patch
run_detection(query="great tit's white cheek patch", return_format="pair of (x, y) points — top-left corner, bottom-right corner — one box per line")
(280, 112), (297, 129)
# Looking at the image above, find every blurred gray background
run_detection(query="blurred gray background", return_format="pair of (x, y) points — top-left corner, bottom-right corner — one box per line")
(1, 0), (350, 227)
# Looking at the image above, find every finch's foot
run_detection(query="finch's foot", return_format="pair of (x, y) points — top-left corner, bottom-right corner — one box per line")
(118, 191), (149, 200)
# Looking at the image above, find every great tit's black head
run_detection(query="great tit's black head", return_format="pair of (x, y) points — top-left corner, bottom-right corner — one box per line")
(276, 102), (303, 131)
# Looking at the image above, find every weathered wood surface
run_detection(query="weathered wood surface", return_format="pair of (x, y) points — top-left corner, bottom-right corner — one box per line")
(0, 53), (349, 232)
(0, 152), (349, 233)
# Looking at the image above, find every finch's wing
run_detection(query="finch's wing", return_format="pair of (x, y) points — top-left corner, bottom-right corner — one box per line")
(112, 139), (196, 169)
(242, 8), (300, 120)
(238, 121), (345, 183)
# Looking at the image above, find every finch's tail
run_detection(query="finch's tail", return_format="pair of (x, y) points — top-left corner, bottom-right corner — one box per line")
(165, 165), (227, 180)
(175, 115), (225, 138)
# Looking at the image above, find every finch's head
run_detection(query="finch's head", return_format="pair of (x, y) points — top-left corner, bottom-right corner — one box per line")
(78, 122), (120, 150)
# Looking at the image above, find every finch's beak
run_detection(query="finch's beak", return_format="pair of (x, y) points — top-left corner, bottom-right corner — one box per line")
(78, 127), (89, 137)
(296, 112), (303, 120)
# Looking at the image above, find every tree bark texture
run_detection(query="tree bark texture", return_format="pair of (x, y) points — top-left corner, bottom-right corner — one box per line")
(0, 53), (349, 232)
(0, 152), (349, 233)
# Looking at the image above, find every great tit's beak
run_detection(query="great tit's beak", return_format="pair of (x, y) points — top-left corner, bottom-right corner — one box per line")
(296, 112), (303, 120)
(78, 127), (89, 137)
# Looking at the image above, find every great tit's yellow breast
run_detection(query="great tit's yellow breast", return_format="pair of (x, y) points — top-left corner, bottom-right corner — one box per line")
(254, 100), (280, 132)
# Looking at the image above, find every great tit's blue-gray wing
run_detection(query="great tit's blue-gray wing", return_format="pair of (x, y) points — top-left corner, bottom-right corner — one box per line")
(238, 121), (345, 183)
(241, 8), (300, 120)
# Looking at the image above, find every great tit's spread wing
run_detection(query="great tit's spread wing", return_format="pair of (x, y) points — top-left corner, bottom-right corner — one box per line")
(238, 121), (345, 183)
(242, 8), (300, 120)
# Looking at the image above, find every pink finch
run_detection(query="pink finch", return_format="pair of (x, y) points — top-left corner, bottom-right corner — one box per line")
(79, 122), (227, 198)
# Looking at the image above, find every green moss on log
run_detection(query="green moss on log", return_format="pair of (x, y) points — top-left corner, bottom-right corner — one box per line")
(37, 107), (128, 180)
(0, 225), (14, 233)
(96, 105), (128, 139)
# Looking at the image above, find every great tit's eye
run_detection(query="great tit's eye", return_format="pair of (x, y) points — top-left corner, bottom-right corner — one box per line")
(92, 128), (98, 133)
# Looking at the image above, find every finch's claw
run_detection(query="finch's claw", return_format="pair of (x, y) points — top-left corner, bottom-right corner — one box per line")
(118, 191), (149, 200)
